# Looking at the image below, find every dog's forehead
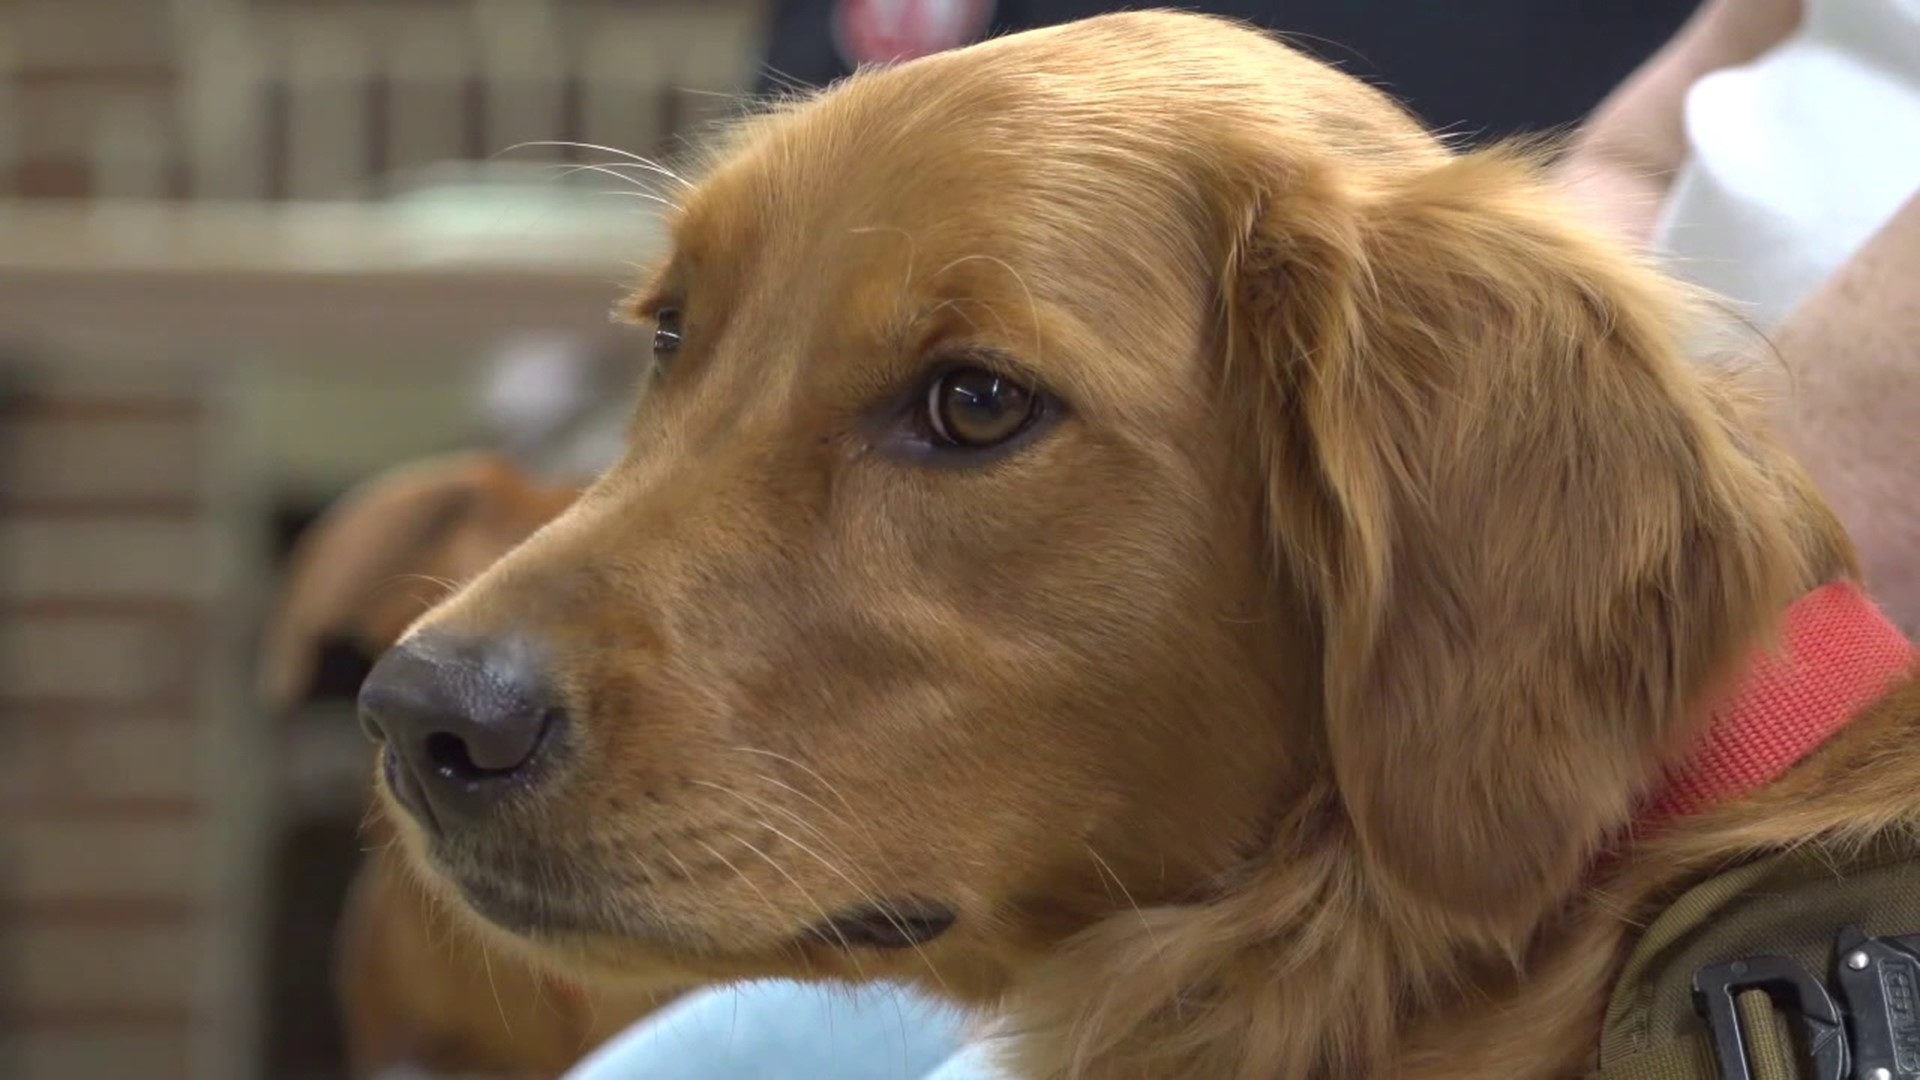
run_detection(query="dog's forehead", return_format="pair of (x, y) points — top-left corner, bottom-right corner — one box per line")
(682, 88), (1034, 253)
(680, 144), (1211, 423)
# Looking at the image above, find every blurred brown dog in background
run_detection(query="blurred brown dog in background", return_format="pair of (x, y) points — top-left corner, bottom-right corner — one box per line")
(262, 451), (669, 1079)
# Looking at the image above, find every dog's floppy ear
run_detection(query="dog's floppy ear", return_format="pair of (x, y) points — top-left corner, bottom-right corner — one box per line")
(1229, 147), (1811, 926)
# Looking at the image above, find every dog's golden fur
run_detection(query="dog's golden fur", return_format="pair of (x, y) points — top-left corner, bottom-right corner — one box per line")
(385, 12), (1920, 1077)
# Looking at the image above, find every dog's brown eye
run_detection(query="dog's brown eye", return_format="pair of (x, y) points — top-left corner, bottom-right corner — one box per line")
(652, 308), (683, 357)
(927, 367), (1039, 448)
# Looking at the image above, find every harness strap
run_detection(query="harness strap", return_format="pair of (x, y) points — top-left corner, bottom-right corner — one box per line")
(1731, 994), (1802, 1080)
(1594, 994), (1799, 1080)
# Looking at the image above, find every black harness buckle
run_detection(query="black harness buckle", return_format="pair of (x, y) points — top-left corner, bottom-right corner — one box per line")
(1833, 927), (1920, 1079)
(1693, 954), (1847, 1080)
(1692, 927), (1920, 1080)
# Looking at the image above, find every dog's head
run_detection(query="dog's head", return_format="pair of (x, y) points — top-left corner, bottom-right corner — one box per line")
(359, 12), (1847, 1002)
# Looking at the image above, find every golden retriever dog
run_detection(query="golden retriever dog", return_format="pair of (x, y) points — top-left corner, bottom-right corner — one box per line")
(356, 12), (1919, 1078)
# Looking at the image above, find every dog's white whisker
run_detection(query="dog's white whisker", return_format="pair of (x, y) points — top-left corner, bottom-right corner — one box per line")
(729, 825), (872, 980)
(921, 297), (1003, 339)
(738, 769), (930, 926)
(930, 253), (1044, 363)
(384, 572), (461, 596)
(850, 224), (919, 292)
(496, 140), (695, 189)
(600, 190), (686, 212)
(694, 778), (952, 990)
(712, 787), (952, 994)
(693, 835), (787, 935)
(690, 780), (915, 945)
(728, 752), (931, 933)
(729, 747), (862, 822)
(545, 161), (680, 194)
(623, 846), (666, 890)
(1085, 844), (1180, 1022)
(691, 780), (897, 912)
(742, 771), (855, 830)
(692, 779), (858, 854)
(658, 842), (701, 889)
(477, 942), (514, 1038)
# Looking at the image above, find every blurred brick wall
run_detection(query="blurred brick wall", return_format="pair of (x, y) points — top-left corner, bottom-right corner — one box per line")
(1, 0), (767, 203)
(0, 375), (249, 1080)
(0, 1), (764, 1073)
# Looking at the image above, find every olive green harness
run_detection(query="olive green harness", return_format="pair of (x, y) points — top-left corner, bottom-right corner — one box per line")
(1590, 838), (1920, 1080)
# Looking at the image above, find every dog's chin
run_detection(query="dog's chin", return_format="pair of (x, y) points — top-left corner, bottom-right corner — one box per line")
(382, 796), (963, 982)
(444, 892), (927, 990)
(423, 866), (725, 986)
(453, 876), (959, 959)
(449, 869), (627, 939)
(381, 823), (661, 957)
(428, 860), (966, 990)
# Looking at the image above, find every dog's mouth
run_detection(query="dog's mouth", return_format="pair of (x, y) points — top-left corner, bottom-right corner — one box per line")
(456, 877), (956, 972)
(805, 900), (957, 950)
(449, 858), (956, 952)
(452, 870), (615, 938)
(417, 816), (959, 956)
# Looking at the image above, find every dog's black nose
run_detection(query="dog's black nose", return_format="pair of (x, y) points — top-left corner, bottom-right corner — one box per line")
(357, 636), (562, 832)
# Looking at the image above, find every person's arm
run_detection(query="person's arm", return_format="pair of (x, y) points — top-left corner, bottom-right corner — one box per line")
(1555, 0), (1804, 243)
(1769, 190), (1920, 635)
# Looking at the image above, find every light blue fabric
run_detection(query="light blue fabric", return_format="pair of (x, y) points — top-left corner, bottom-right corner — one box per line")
(563, 980), (996, 1080)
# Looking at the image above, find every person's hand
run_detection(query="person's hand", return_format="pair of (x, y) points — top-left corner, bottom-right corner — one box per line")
(1552, 0), (1803, 246)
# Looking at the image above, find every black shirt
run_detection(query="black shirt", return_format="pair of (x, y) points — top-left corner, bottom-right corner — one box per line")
(759, 0), (1697, 142)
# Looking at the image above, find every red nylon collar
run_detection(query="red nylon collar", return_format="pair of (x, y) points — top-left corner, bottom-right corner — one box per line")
(1645, 581), (1915, 823)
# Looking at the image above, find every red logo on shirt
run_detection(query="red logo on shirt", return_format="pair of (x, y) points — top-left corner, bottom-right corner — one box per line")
(832, 0), (996, 68)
